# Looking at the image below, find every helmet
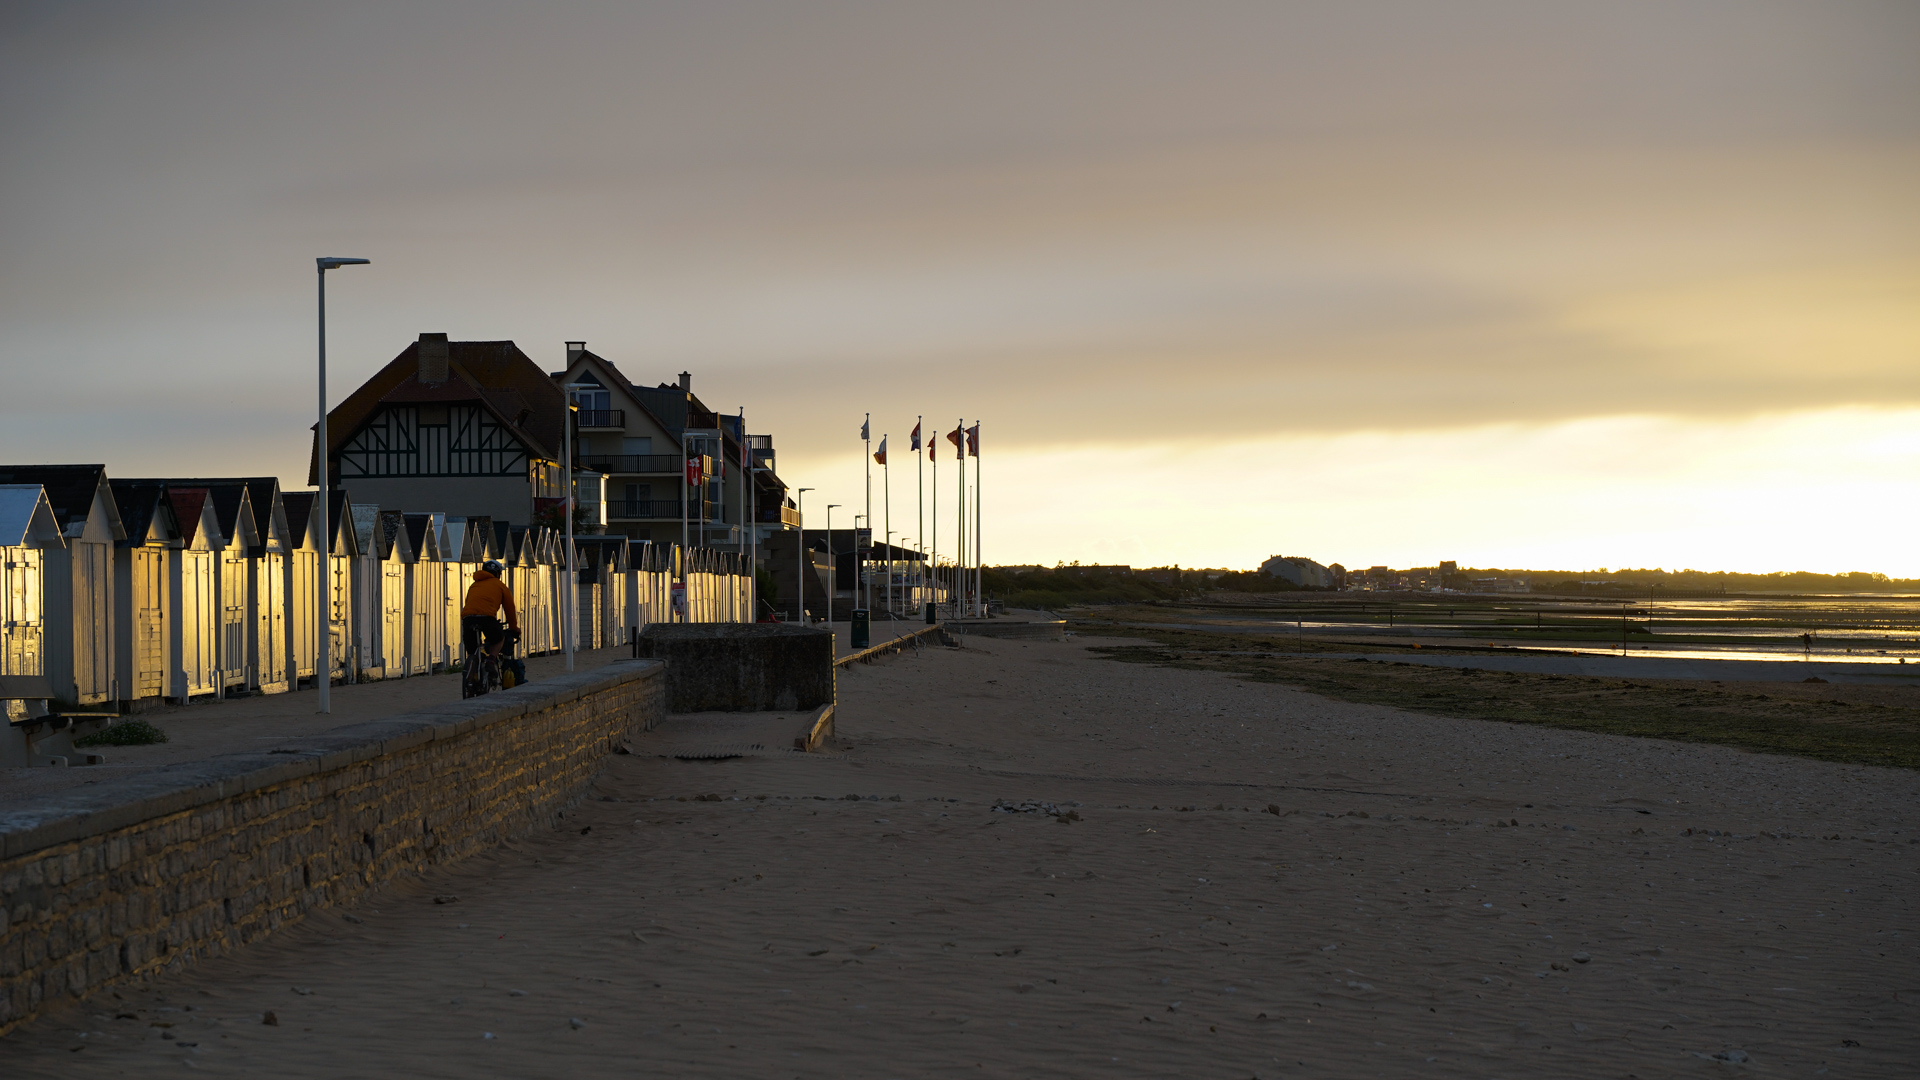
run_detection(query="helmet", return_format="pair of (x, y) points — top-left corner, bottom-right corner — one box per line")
(482, 559), (504, 576)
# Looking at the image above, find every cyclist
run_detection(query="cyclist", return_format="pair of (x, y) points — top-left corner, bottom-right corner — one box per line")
(461, 559), (520, 677)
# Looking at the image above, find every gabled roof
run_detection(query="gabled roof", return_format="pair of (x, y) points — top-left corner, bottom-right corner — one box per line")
(403, 513), (442, 561)
(0, 486), (66, 549)
(166, 477), (285, 552)
(108, 480), (180, 548)
(0, 465), (126, 541)
(166, 488), (223, 549)
(311, 335), (568, 485)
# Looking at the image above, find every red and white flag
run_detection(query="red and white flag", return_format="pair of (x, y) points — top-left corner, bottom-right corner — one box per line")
(873, 436), (888, 466)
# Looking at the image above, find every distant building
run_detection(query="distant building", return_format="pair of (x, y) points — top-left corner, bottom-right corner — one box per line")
(1260, 555), (1334, 590)
(313, 334), (569, 528)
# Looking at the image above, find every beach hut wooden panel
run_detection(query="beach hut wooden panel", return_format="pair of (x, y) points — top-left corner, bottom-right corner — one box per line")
(282, 492), (322, 689)
(373, 511), (415, 678)
(402, 512), (443, 674)
(441, 516), (480, 663)
(166, 488), (224, 698)
(350, 503), (388, 679)
(108, 480), (179, 710)
(0, 486), (64, 683)
(244, 480), (291, 694)
(508, 527), (547, 656)
(324, 491), (358, 682)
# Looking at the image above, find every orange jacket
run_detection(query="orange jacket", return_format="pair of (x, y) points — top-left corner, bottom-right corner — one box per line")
(462, 570), (519, 629)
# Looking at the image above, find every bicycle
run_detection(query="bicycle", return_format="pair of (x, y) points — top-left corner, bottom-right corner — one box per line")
(462, 640), (501, 698)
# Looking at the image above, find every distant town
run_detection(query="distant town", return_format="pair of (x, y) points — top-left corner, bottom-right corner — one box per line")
(993, 559), (1917, 599)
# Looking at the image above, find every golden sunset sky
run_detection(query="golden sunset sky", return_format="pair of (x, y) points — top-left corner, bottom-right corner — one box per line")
(3, 3), (1915, 573)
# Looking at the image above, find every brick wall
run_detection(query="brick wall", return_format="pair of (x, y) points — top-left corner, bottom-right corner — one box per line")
(0, 659), (665, 1035)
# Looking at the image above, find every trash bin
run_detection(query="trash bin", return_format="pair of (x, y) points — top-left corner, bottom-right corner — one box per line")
(851, 608), (870, 649)
(925, 601), (936, 624)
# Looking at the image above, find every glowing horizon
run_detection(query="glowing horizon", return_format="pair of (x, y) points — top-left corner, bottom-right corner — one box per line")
(3, 3), (1915, 575)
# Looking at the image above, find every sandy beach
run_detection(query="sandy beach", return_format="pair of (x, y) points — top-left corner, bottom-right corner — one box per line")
(5, 634), (1915, 1077)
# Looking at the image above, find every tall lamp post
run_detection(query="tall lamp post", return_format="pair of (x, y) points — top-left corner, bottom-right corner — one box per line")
(795, 488), (813, 623)
(314, 256), (369, 714)
(825, 504), (840, 633)
(562, 396), (578, 671)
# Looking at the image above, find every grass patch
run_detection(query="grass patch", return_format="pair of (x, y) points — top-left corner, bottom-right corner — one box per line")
(1077, 623), (1920, 769)
(73, 719), (169, 747)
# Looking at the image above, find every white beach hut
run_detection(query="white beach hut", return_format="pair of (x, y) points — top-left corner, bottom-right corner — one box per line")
(164, 488), (225, 699)
(0, 466), (125, 708)
(0, 486), (64, 687)
(401, 512), (444, 674)
(108, 480), (179, 711)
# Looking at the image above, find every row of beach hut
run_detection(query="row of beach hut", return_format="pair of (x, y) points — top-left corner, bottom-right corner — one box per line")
(0, 466), (754, 714)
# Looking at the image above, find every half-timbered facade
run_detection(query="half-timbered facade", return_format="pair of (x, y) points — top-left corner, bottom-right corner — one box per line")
(314, 334), (568, 528)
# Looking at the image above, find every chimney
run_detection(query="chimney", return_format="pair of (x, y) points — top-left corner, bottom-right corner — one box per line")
(566, 341), (585, 364)
(679, 371), (691, 393)
(418, 332), (450, 384)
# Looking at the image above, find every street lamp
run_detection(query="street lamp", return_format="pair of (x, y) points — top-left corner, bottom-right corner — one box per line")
(796, 488), (813, 623)
(315, 256), (369, 714)
(562, 395), (578, 671)
(825, 504), (841, 632)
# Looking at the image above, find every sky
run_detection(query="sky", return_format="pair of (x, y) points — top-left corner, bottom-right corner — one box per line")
(3, 1), (1916, 574)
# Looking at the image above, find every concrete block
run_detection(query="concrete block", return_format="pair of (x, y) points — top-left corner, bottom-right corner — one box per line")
(636, 624), (833, 711)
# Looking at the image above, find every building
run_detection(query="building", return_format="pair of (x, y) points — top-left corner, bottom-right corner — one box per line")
(1259, 555), (1335, 590)
(312, 334), (569, 528)
(553, 342), (796, 551)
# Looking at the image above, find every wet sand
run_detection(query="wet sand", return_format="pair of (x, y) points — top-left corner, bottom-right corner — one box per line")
(5, 635), (1916, 1077)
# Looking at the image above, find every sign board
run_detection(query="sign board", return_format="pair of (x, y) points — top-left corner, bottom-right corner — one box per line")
(670, 581), (688, 618)
(855, 527), (872, 555)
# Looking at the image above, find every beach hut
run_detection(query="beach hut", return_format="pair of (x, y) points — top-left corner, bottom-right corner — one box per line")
(165, 488), (225, 699)
(175, 483), (262, 694)
(0, 486), (64, 689)
(402, 513), (445, 674)
(372, 511), (416, 678)
(244, 480), (292, 694)
(441, 516), (486, 665)
(108, 481), (180, 711)
(0, 466), (125, 708)
(323, 491), (360, 682)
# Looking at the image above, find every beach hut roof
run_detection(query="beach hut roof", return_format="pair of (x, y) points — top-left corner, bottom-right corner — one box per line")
(403, 513), (442, 561)
(107, 480), (181, 548)
(0, 465), (127, 542)
(377, 511), (416, 562)
(0, 485), (67, 549)
(166, 488), (225, 550)
(166, 477), (287, 553)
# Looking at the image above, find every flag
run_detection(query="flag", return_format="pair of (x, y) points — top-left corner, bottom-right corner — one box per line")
(946, 427), (964, 457)
(929, 439), (936, 461)
(966, 423), (980, 457)
(861, 416), (869, 441)
(684, 456), (703, 485)
(873, 436), (887, 466)
(910, 421), (922, 452)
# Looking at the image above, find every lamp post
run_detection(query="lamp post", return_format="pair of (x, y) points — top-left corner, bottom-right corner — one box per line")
(563, 396), (578, 671)
(314, 256), (369, 714)
(825, 504), (841, 634)
(796, 488), (813, 623)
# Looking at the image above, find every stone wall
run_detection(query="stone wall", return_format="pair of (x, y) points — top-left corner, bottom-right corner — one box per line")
(0, 659), (665, 1036)
(636, 623), (834, 712)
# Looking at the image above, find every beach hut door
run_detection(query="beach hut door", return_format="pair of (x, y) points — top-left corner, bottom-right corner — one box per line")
(1, 548), (46, 676)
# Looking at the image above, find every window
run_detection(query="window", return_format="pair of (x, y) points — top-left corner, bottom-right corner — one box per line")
(568, 384), (610, 412)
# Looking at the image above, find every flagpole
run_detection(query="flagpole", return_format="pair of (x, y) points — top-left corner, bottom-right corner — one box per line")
(930, 436), (938, 617)
(956, 418), (966, 618)
(974, 422), (983, 617)
(910, 413), (917, 614)
(882, 440), (891, 618)
(863, 412), (871, 613)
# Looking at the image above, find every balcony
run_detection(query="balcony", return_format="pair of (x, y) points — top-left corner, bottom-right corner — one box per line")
(579, 454), (684, 475)
(609, 499), (722, 521)
(576, 409), (625, 429)
(757, 505), (802, 527)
